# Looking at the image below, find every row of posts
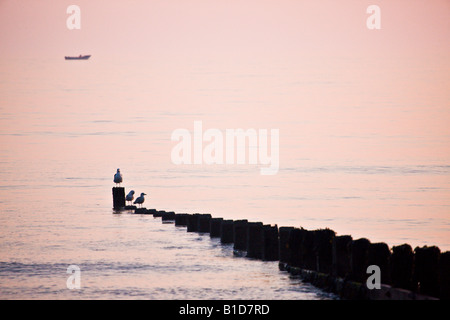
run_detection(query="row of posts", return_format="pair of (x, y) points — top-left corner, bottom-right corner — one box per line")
(139, 209), (450, 300)
(172, 214), (280, 261)
(113, 187), (449, 300)
(278, 227), (449, 299)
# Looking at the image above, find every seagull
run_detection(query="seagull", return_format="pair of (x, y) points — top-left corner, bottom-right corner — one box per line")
(126, 190), (135, 206)
(133, 193), (147, 208)
(114, 168), (123, 186)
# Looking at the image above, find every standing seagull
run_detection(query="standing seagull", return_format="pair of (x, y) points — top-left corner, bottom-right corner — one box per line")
(114, 168), (123, 186)
(133, 193), (147, 208)
(126, 190), (135, 206)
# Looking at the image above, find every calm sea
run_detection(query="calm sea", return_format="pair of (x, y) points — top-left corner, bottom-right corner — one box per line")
(0, 56), (448, 299)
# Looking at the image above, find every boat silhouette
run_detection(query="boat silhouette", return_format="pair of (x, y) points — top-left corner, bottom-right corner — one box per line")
(65, 55), (91, 60)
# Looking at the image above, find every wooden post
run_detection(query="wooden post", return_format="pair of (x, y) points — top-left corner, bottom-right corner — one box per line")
(220, 220), (234, 244)
(313, 228), (336, 274)
(368, 242), (391, 284)
(233, 220), (248, 251)
(161, 211), (176, 222)
(439, 251), (450, 300)
(175, 213), (189, 226)
(332, 235), (352, 278)
(187, 214), (200, 232)
(112, 187), (125, 209)
(413, 246), (440, 297)
(391, 244), (414, 291)
(350, 238), (371, 282)
(262, 224), (279, 261)
(246, 222), (264, 259)
(301, 229), (315, 270)
(198, 214), (212, 233)
(154, 210), (166, 217)
(287, 228), (303, 268)
(210, 218), (223, 238)
(279, 227), (294, 264)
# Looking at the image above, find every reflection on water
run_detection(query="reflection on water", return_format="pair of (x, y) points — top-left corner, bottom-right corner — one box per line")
(0, 213), (336, 300)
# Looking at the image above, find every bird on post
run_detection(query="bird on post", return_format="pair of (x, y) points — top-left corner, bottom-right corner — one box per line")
(126, 190), (135, 206)
(133, 193), (147, 208)
(114, 168), (123, 186)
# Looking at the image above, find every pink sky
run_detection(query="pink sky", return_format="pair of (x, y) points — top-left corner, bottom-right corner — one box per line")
(1, 0), (449, 165)
(0, 0), (449, 60)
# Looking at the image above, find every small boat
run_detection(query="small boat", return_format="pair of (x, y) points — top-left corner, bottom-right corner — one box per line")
(65, 55), (91, 60)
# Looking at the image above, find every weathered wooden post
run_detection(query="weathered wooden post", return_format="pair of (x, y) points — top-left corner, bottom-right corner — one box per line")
(175, 213), (189, 226)
(246, 222), (264, 259)
(390, 243), (414, 291)
(413, 246), (440, 297)
(439, 251), (450, 300)
(233, 220), (248, 251)
(288, 228), (303, 268)
(332, 235), (352, 278)
(313, 228), (336, 274)
(153, 210), (165, 217)
(112, 187), (125, 209)
(220, 220), (234, 244)
(161, 211), (176, 222)
(210, 218), (223, 238)
(350, 238), (371, 283)
(301, 229), (315, 271)
(368, 242), (391, 284)
(262, 224), (279, 261)
(198, 214), (212, 233)
(187, 213), (200, 232)
(279, 227), (294, 265)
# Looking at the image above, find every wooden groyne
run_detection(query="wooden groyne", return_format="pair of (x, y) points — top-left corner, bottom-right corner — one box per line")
(112, 187), (449, 300)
